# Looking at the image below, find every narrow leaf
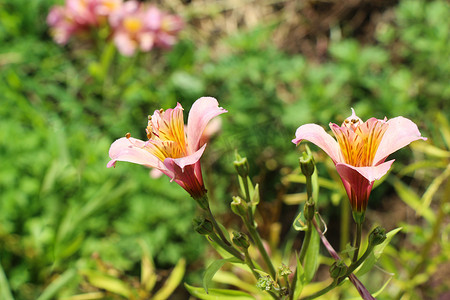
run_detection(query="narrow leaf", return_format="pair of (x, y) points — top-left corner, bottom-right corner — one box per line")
(293, 253), (305, 300)
(203, 258), (240, 293)
(213, 271), (261, 295)
(184, 283), (254, 300)
(0, 261), (14, 300)
(410, 140), (450, 158)
(421, 164), (450, 211)
(80, 270), (132, 298)
(37, 269), (77, 300)
(139, 240), (157, 293)
(391, 178), (434, 223)
(153, 258), (186, 300)
(356, 227), (402, 277)
(304, 227), (320, 283)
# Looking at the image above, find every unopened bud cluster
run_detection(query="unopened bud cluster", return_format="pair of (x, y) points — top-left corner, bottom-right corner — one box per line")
(234, 153), (250, 178)
(232, 231), (250, 249)
(299, 151), (315, 177)
(369, 226), (387, 246)
(329, 260), (347, 278)
(192, 217), (214, 235)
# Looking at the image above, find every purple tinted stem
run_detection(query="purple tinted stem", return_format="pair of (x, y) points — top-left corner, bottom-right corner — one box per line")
(312, 217), (376, 300)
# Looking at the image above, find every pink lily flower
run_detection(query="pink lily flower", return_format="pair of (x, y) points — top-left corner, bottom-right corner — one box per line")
(107, 97), (227, 200)
(47, 0), (122, 44)
(292, 109), (426, 220)
(109, 2), (183, 56)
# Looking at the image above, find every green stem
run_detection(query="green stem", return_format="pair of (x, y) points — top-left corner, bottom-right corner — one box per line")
(206, 205), (232, 247)
(352, 222), (362, 263)
(241, 175), (255, 226)
(340, 244), (375, 282)
(243, 218), (277, 280)
(340, 200), (350, 251)
(301, 279), (338, 300)
(290, 219), (313, 300)
(243, 249), (261, 279)
(208, 232), (244, 261)
(299, 222), (313, 264)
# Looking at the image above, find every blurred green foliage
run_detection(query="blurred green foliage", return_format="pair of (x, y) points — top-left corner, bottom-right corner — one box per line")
(0, 0), (448, 298)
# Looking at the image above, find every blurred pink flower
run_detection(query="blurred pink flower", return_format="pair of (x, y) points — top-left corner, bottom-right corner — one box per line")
(109, 1), (183, 56)
(107, 97), (227, 199)
(47, 0), (122, 44)
(292, 109), (426, 216)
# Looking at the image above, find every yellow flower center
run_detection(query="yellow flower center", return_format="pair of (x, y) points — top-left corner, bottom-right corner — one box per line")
(332, 114), (388, 167)
(144, 108), (187, 162)
(123, 17), (143, 33)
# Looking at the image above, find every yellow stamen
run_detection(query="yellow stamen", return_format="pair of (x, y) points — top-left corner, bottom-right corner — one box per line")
(123, 17), (142, 33)
(333, 112), (388, 167)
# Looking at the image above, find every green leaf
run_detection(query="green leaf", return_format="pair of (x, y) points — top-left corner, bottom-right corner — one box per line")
(293, 211), (308, 231)
(355, 227), (402, 277)
(0, 261), (14, 300)
(293, 253), (305, 300)
(391, 178), (434, 223)
(203, 258), (241, 293)
(139, 240), (157, 293)
(37, 269), (77, 300)
(304, 227), (320, 283)
(421, 164), (450, 212)
(153, 258), (186, 300)
(184, 283), (255, 300)
(410, 140), (450, 158)
(213, 271), (262, 295)
(80, 270), (133, 298)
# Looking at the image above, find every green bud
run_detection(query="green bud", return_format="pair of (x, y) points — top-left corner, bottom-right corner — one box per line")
(303, 200), (315, 222)
(299, 151), (315, 177)
(329, 260), (348, 279)
(232, 231), (250, 249)
(231, 196), (248, 217)
(278, 264), (292, 277)
(256, 275), (275, 291)
(234, 151), (249, 178)
(192, 217), (214, 235)
(368, 226), (387, 246)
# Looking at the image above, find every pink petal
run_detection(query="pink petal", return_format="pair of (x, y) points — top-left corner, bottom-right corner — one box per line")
(164, 144), (206, 172)
(292, 124), (342, 164)
(187, 97), (227, 154)
(373, 116), (426, 165)
(113, 32), (137, 56)
(107, 137), (164, 169)
(336, 160), (394, 183)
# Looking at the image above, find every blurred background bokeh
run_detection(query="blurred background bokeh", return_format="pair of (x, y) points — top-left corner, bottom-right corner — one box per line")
(0, 0), (449, 299)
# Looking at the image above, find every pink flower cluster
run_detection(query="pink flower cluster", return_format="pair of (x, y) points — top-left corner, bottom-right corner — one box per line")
(47, 0), (183, 56)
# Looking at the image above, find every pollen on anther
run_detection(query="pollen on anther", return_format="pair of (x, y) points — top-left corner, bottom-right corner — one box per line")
(125, 132), (131, 139)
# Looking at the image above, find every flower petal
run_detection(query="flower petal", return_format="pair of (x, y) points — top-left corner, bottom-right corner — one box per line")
(164, 143), (206, 172)
(373, 116), (426, 165)
(187, 97), (227, 154)
(336, 160), (394, 183)
(292, 124), (341, 164)
(107, 137), (164, 169)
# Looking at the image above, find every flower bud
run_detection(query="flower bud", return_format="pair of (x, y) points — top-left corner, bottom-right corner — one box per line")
(368, 226), (387, 246)
(303, 200), (315, 222)
(232, 231), (250, 249)
(299, 151), (315, 177)
(256, 275), (276, 291)
(278, 264), (292, 277)
(329, 260), (348, 279)
(192, 216), (214, 235)
(231, 196), (248, 217)
(234, 152), (249, 178)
